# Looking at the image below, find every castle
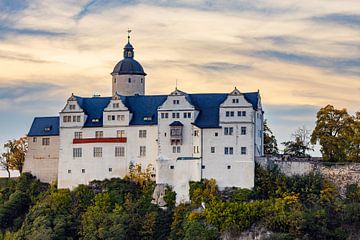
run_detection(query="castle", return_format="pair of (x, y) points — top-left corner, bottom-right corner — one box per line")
(24, 35), (264, 203)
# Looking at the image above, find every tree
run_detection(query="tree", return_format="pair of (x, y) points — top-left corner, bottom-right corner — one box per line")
(311, 105), (353, 162)
(282, 126), (313, 158)
(3, 138), (28, 174)
(264, 120), (279, 155)
(347, 112), (360, 162)
(0, 153), (11, 178)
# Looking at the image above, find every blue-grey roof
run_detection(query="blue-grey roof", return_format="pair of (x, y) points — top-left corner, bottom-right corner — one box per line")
(28, 117), (59, 136)
(75, 96), (111, 127)
(170, 121), (184, 126)
(112, 58), (146, 76)
(30, 91), (259, 130)
(121, 95), (167, 125)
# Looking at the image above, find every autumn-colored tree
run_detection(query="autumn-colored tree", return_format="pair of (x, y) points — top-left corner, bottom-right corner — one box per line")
(3, 137), (28, 174)
(264, 120), (279, 155)
(311, 105), (353, 162)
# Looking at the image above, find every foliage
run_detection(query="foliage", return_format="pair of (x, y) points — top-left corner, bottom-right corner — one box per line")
(264, 120), (279, 155)
(0, 166), (359, 239)
(282, 126), (313, 157)
(311, 105), (359, 162)
(3, 138), (27, 174)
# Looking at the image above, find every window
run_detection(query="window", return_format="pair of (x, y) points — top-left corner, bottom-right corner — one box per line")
(109, 168), (112, 172)
(68, 170), (71, 174)
(33, 137), (37, 143)
(232, 99), (239, 103)
(161, 113), (169, 119)
(202, 165), (205, 169)
(93, 147), (102, 157)
(113, 103), (119, 108)
(238, 111), (246, 117)
(170, 165), (174, 169)
(108, 115), (115, 121)
(42, 138), (50, 146)
(116, 130), (125, 138)
(211, 147), (215, 153)
(193, 146), (199, 153)
(224, 147), (233, 155)
(226, 111), (234, 117)
(141, 78), (144, 83)
(72, 116), (77, 122)
(241, 127), (247, 135)
(214, 132), (218, 137)
(77, 116), (81, 122)
(140, 146), (146, 157)
(173, 100), (179, 104)
(69, 104), (76, 110)
(117, 115), (125, 121)
(128, 78), (131, 83)
(184, 112), (191, 118)
(224, 127), (233, 135)
(73, 148), (82, 158)
(172, 112), (180, 118)
(115, 146), (125, 157)
(173, 146), (181, 153)
(227, 165), (231, 169)
(144, 116), (152, 121)
(82, 169), (85, 173)
(63, 116), (71, 122)
(95, 131), (103, 138)
(74, 132), (82, 139)
(139, 130), (147, 138)
(194, 130), (199, 136)
(241, 147), (247, 155)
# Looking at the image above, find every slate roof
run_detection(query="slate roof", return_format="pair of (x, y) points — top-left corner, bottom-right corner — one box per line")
(112, 58), (146, 76)
(28, 117), (59, 136)
(28, 91), (260, 133)
(76, 96), (112, 127)
(169, 121), (184, 126)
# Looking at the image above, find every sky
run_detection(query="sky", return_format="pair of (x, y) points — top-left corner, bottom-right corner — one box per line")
(0, 0), (359, 156)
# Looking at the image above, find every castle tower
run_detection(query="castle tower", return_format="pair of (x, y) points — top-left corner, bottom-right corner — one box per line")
(111, 33), (146, 96)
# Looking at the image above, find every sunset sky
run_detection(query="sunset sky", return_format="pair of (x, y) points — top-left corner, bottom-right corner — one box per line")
(0, 0), (359, 155)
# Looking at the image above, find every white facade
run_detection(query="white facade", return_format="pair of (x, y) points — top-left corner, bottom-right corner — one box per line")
(25, 38), (264, 203)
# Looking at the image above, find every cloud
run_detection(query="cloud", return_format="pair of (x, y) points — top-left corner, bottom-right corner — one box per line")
(251, 50), (360, 76)
(192, 62), (252, 72)
(0, 82), (59, 101)
(311, 13), (360, 28)
(0, 26), (66, 38)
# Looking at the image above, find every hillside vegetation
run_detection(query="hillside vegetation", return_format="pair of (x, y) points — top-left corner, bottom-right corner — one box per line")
(0, 165), (359, 240)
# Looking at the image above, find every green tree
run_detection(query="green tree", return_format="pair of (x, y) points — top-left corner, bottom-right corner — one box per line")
(311, 105), (353, 162)
(264, 120), (279, 155)
(183, 220), (218, 240)
(283, 126), (313, 157)
(348, 112), (360, 162)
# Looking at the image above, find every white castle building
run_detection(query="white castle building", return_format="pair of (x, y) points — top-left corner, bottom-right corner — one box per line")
(24, 36), (264, 203)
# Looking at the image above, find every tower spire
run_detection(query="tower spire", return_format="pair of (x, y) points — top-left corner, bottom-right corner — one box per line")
(127, 28), (131, 43)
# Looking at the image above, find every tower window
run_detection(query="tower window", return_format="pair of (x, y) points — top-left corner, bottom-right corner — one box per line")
(128, 78), (131, 83)
(141, 78), (143, 83)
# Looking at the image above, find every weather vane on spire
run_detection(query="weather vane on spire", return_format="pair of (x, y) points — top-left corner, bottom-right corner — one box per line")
(127, 28), (132, 42)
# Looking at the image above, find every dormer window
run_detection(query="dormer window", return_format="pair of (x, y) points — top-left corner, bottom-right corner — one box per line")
(232, 99), (239, 103)
(173, 100), (179, 104)
(113, 103), (119, 108)
(92, 119), (99, 123)
(144, 116), (152, 121)
(69, 104), (76, 110)
(44, 126), (52, 132)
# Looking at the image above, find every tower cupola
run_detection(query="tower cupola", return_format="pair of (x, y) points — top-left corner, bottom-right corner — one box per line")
(111, 30), (146, 96)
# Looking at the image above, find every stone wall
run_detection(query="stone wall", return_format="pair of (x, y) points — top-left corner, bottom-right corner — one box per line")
(256, 157), (360, 195)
